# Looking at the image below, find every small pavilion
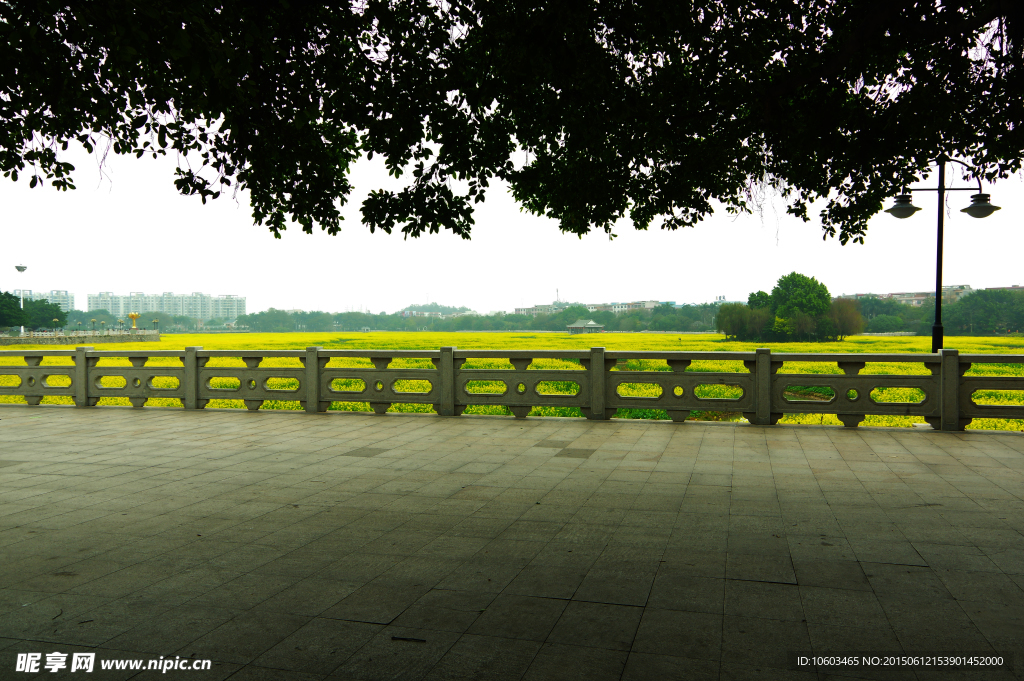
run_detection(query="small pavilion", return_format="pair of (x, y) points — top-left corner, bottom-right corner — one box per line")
(566, 318), (604, 334)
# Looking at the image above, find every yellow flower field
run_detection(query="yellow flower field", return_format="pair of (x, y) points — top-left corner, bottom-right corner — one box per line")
(2, 332), (1022, 430)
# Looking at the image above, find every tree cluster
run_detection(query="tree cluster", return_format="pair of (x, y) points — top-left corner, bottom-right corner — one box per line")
(0, 291), (67, 333)
(716, 272), (864, 342)
(4, 1), (1023, 243)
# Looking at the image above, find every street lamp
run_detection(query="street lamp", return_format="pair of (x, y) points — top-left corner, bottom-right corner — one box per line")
(14, 264), (26, 335)
(884, 155), (1000, 353)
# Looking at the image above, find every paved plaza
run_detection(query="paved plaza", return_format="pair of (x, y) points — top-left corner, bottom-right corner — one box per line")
(0, 407), (1022, 680)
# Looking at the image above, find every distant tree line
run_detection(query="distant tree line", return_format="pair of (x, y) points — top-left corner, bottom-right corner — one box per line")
(232, 303), (723, 334)
(858, 290), (1024, 336)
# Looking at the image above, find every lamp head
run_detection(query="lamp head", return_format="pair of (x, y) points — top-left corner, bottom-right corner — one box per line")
(15, 265), (26, 272)
(885, 194), (921, 219)
(960, 193), (1001, 219)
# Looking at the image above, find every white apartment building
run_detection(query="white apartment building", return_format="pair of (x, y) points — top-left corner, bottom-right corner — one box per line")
(87, 292), (246, 321)
(12, 290), (75, 313)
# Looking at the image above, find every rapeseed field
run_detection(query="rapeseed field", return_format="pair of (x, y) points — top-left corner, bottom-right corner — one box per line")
(2, 332), (1021, 430)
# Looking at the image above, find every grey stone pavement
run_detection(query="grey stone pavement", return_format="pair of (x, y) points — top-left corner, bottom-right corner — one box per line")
(0, 407), (1023, 681)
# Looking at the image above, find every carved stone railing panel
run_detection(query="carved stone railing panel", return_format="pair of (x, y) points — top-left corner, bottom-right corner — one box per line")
(197, 366), (305, 411)
(605, 370), (756, 413)
(1, 346), (1021, 431)
(0, 362), (76, 405)
(959, 354), (1024, 422)
(91, 366), (187, 408)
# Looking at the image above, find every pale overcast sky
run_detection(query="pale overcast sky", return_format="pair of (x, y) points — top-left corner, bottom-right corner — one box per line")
(2, 145), (1021, 315)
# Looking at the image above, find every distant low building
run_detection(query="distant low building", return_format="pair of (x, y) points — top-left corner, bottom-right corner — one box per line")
(837, 285), (974, 306)
(517, 299), (675, 316)
(567, 319), (604, 334)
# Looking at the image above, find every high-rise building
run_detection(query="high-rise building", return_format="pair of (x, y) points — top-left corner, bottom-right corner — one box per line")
(86, 292), (246, 321)
(12, 290), (75, 313)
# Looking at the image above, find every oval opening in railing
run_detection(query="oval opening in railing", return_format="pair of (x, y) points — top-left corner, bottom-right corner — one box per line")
(0, 375), (23, 388)
(392, 379), (432, 395)
(783, 386), (836, 403)
(465, 380), (507, 395)
(535, 381), (580, 397)
(869, 387), (926, 404)
(94, 375), (128, 389)
(263, 377), (300, 392)
(206, 377), (241, 391)
(693, 384), (744, 400)
(616, 382), (665, 399)
(329, 378), (367, 393)
(970, 389), (1024, 407)
(41, 374), (71, 388)
(147, 376), (181, 390)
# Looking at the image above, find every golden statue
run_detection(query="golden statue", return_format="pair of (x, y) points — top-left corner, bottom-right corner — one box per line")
(127, 312), (141, 329)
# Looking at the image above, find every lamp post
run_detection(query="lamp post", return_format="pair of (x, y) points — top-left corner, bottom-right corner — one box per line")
(14, 264), (26, 335)
(884, 155), (1000, 353)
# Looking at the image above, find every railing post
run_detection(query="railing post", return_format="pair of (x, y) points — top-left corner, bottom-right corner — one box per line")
(586, 347), (609, 420)
(74, 346), (94, 407)
(437, 346), (455, 416)
(184, 346), (201, 410)
(304, 346), (327, 413)
(753, 348), (774, 426)
(939, 348), (964, 431)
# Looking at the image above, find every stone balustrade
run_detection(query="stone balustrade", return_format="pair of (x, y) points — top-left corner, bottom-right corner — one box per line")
(1, 346), (1022, 431)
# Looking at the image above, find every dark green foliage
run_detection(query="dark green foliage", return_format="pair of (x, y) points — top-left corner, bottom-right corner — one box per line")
(945, 290), (1024, 335)
(771, 272), (832, 319)
(747, 291), (771, 310)
(867, 314), (905, 333)
(236, 309), (303, 333)
(729, 273), (859, 341)
(293, 311), (336, 333)
(23, 298), (66, 330)
(0, 291), (28, 328)
(859, 295), (910, 320)
(830, 298), (865, 339)
(4, 1), (1022, 242)
(716, 303), (748, 339)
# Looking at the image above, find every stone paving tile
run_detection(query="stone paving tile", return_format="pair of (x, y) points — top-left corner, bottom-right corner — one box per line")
(465, 594), (567, 642)
(521, 642), (628, 681)
(328, 625), (460, 680)
(1, 408), (1023, 679)
(420, 634), (540, 681)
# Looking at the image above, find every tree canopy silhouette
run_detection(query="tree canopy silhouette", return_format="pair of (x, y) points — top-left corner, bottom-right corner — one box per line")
(3, 1), (1022, 242)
